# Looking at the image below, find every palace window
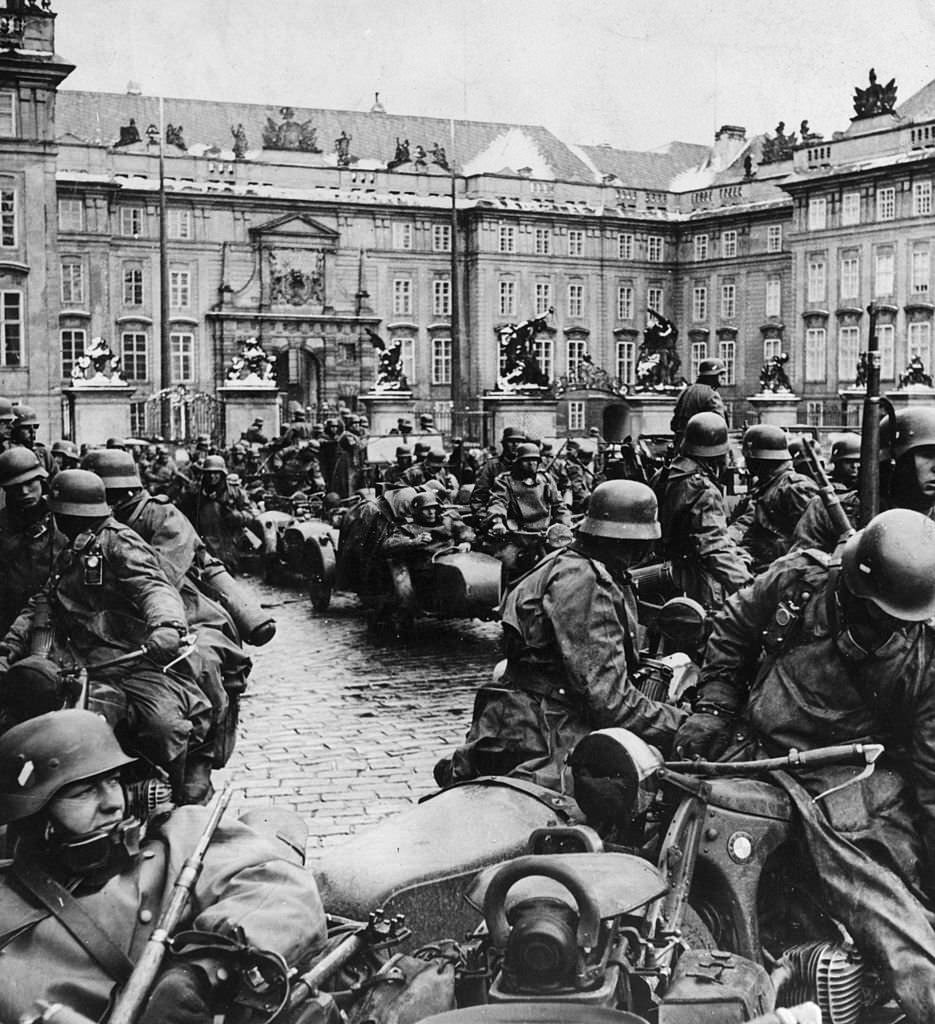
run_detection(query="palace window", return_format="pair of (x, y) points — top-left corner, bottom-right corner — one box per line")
(499, 279), (516, 317)
(690, 341), (707, 380)
(170, 331), (194, 383)
(1, 189), (15, 247)
(876, 187), (896, 222)
(765, 275), (781, 317)
(720, 281), (736, 319)
(764, 337), (782, 362)
(60, 328), (85, 379)
(568, 400), (585, 432)
(617, 283), (633, 320)
(167, 208), (192, 240)
(692, 285), (708, 321)
(878, 322), (895, 379)
(400, 337), (415, 384)
(719, 340), (736, 385)
(567, 282), (584, 318)
(432, 276), (451, 317)
(535, 227), (551, 256)
(838, 325), (861, 382)
(123, 264), (144, 306)
(498, 223), (515, 254)
(874, 249), (895, 296)
(694, 234), (709, 261)
(392, 278), (412, 316)
(912, 246), (930, 294)
(840, 254), (860, 300)
(567, 229), (584, 257)
(60, 258), (85, 305)
(909, 321), (933, 370)
(0, 290), (22, 366)
(766, 224), (782, 253)
(534, 282), (552, 316)
(807, 257), (826, 303)
(805, 326), (826, 382)
(431, 337), (451, 385)
(393, 222), (413, 250)
(432, 223), (450, 252)
(841, 191), (861, 226)
(647, 235), (664, 262)
(121, 331), (148, 381)
(169, 268), (191, 309)
(0, 91), (14, 137)
(119, 207), (144, 237)
(58, 198), (84, 232)
(807, 197), (827, 231)
(616, 339), (636, 384)
(647, 285), (663, 312)
(722, 230), (737, 259)
(914, 181), (933, 217)
(567, 338), (588, 376)
(618, 232), (633, 259)
(534, 336), (554, 379)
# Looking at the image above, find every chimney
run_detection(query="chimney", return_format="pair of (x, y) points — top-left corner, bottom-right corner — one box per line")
(370, 91), (385, 114)
(126, 81), (142, 96)
(711, 124), (747, 171)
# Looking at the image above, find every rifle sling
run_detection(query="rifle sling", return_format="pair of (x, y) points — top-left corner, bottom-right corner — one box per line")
(12, 859), (135, 985)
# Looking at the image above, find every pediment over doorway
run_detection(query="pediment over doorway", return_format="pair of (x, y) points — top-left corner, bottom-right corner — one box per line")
(250, 212), (339, 247)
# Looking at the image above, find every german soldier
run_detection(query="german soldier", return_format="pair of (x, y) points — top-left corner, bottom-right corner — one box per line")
(178, 454), (258, 572)
(655, 411), (752, 609)
(669, 358), (726, 450)
(674, 509), (935, 1024)
(1, 470), (213, 803)
(436, 481), (686, 790)
(0, 709), (326, 1024)
(470, 425), (526, 516)
(10, 404), (54, 475)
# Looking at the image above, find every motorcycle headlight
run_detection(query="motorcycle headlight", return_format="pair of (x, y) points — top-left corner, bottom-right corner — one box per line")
(568, 728), (663, 829)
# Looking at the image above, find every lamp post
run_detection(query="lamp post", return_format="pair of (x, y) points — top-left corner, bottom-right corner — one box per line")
(148, 100), (172, 440)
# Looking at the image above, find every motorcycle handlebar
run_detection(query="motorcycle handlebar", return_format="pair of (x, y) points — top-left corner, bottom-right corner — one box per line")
(663, 742), (883, 775)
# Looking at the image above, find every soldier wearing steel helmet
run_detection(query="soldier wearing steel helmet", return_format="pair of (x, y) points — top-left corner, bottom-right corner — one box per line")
(654, 411), (752, 609)
(435, 480), (686, 790)
(0, 709), (326, 1024)
(382, 444), (414, 489)
(178, 454), (258, 572)
(10, 404), (54, 474)
(0, 469), (213, 804)
(669, 357), (727, 450)
(728, 423), (819, 571)
(401, 448), (459, 499)
(0, 446), (67, 635)
(470, 426), (527, 516)
(793, 407), (935, 553)
(0, 395), (15, 452)
(675, 508), (935, 1023)
(50, 438), (81, 473)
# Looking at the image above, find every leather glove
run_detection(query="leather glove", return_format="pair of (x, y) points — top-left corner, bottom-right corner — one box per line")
(139, 963), (214, 1024)
(145, 626), (184, 664)
(673, 711), (734, 761)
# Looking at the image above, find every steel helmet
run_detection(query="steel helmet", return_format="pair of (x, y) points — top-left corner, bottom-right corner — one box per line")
(579, 480), (661, 541)
(48, 469), (110, 517)
(425, 449), (447, 465)
(698, 358), (725, 378)
(830, 433), (861, 462)
(682, 412), (729, 457)
(502, 427), (527, 442)
(201, 454), (228, 475)
(514, 443), (542, 462)
(744, 424), (790, 461)
(12, 405), (39, 428)
(395, 445), (412, 459)
(0, 397), (14, 423)
(412, 491), (440, 513)
(82, 448), (142, 490)
(841, 509), (935, 620)
(51, 439), (80, 459)
(0, 709), (136, 825)
(889, 406), (935, 460)
(0, 446), (46, 488)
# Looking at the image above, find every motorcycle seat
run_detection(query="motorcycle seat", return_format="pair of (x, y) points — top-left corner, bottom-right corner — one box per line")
(704, 778), (792, 820)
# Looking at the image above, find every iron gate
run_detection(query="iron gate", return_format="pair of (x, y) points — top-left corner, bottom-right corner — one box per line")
(143, 387), (224, 445)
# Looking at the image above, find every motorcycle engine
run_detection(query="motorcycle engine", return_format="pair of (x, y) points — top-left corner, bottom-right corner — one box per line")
(775, 942), (866, 1024)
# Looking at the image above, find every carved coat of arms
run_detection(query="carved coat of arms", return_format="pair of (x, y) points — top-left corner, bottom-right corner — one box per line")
(267, 250), (325, 306)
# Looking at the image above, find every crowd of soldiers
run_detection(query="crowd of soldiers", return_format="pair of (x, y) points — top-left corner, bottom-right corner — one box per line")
(5, 373), (935, 1022)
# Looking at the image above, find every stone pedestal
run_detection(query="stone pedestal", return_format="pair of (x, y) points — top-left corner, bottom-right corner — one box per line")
(884, 385), (935, 413)
(625, 391), (679, 436)
(482, 392), (557, 445)
(360, 391), (416, 436)
(748, 393), (801, 427)
(63, 385), (135, 445)
(218, 384), (280, 447)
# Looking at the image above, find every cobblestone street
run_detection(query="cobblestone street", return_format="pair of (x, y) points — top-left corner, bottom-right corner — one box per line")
(215, 578), (500, 848)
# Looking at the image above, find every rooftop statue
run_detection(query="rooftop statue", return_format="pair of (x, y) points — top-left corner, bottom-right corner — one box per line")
(853, 68), (898, 119)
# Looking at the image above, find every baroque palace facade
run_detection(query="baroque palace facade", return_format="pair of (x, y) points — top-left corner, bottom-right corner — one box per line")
(3, 3), (935, 440)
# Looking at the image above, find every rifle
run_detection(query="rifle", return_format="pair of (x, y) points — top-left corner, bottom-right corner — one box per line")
(107, 785), (233, 1024)
(798, 435), (855, 543)
(858, 304), (881, 528)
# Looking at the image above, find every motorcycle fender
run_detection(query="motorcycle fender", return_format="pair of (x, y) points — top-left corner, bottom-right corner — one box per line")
(432, 551), (502, 617)
(310, 779), (580, 948)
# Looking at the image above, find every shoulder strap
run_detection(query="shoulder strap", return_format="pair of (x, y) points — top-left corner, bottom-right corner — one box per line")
(12, 859), (135, 984)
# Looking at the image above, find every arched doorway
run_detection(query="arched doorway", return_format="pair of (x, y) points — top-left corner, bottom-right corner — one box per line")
(275, 348), (320, 413)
